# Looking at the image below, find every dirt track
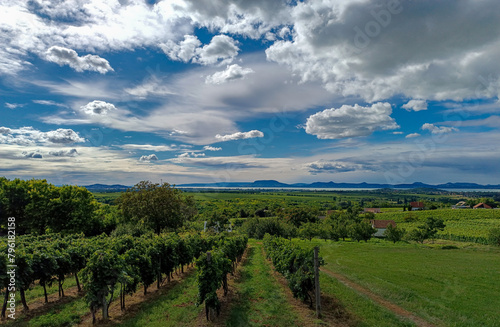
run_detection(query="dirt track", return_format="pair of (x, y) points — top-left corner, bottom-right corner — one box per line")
(320, 267), (435, 327)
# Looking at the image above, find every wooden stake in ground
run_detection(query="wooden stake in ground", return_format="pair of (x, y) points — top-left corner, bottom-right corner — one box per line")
(206, 251), (212, 321)
(314, 246), (321, 318)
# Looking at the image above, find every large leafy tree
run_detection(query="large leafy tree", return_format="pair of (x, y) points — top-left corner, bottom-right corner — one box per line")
(0, 178), (30, 234)
(119, 181), (196, 234)
(49, 185), (100, 235)
(25, 179), (58, 234)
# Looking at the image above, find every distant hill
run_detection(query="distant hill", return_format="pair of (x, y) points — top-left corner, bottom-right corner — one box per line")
(83, 180), (500, 191)
(177, 180), (500, 189)
(84, 184), (130, 191)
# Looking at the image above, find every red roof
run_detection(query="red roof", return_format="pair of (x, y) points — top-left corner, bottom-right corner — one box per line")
(370, 220), (396, 229)
(473, 203), (492, 209)
(410, 201), (424, 208)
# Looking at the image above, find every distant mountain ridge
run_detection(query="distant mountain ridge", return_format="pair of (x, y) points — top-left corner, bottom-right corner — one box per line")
(175, 180), (500, 189)
(83, 180), (500, 191)
(84, 184), (130, 191)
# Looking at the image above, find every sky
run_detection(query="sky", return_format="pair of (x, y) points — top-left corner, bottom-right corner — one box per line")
(1, 0), (500, 186)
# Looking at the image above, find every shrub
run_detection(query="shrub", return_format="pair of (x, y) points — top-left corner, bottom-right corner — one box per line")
(488, 228), (500, 246)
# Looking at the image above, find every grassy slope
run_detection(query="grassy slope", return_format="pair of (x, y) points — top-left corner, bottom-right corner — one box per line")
(298, 239), (500, 327)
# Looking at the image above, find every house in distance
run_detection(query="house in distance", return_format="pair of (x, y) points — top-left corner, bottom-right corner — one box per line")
(452, 201), (470, 209)
(473, 203), (492, 209)
(410, 201), (425, 211)
(370, 220), (397, 237)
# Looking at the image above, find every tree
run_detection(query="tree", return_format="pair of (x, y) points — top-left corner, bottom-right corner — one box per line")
(119, 181), (196, 235)
(0, 178), (30, 234)
(349, 221), (377, 242)
(406, 228), (427, 244)
(25, 179), (58, 234)
(384, 224), (406, 243)
(406, 217), (445, 243)
(488, 228), (500, 246)
(279, 207), (317, 227)
(422, 217), (446, 241)
(298, 222), (320, 241)
(48, 185), (100, 235)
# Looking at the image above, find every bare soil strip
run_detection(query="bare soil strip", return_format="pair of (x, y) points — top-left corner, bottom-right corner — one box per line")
(320, 267), (434, 327)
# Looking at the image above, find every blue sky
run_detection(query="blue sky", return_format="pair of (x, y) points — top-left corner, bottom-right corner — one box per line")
(1, 0), (500, 186)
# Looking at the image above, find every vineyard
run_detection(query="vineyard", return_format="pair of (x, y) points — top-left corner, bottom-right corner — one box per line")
(0, 232), (247, 325)
(377, 209), (500, 243)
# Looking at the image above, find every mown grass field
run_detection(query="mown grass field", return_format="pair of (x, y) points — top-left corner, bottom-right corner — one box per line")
(298, 238), (500, 327)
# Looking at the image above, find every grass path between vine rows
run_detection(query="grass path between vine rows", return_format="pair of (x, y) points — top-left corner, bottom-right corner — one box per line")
(217, 241), (306, 326)
(198, 240), (341, 327)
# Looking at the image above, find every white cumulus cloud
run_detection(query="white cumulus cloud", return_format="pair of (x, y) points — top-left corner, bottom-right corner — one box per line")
(139, 154), (159, 162)
(45, 46), (114, 74)
(205, 64), (254, 84)
(178, 152), (206, 158)
(44, 129), (86, 144)
(215, 130), (264, 142)
(203, 146), (222, 151)
(402, 100), (428, 111)
(161, 34), (239, 66)
(305, 103), (399, 139)
(5, 103), (24, 109)
(406, 133), (421, 138)
(22, 151), (43, 159)
(422, 123), (459, 134)
(49, 148), (79, 157)
(0, 127), (85, 145)
(0, 127), (12, 134)
(266, 0), (500, 102)
(80, 101), (117, 116)
(306, 160), (365, 174)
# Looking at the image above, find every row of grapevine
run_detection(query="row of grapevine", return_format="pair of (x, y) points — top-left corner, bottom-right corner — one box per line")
(397, 219), (500, 244)
(0, 232), (245, 323)
(262, 234), (323, 306)
(196, 234), (247, 320)
(377, 208), (500, 223)
(0, 233), (97, 317)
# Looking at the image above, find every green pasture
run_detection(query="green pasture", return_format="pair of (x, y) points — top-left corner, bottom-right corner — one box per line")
(297, 239), (500, 327)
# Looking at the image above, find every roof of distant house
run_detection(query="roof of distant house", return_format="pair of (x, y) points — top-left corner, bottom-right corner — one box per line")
(410, 201), (425, 208)
(473, 203), (492, 209)
(370, 220), (396, 229)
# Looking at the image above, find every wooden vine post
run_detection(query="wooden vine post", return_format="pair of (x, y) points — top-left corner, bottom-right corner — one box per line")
(314, 246), (321, 318)
(206, 251), (212, 321)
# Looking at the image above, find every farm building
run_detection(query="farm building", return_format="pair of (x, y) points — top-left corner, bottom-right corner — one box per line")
(364, 208), (381, 213)
(370, 219), (396, 237)
(473, 203), (492, 209)
(410, 201), (425, 211)
(452, 201), (470, 209)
